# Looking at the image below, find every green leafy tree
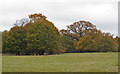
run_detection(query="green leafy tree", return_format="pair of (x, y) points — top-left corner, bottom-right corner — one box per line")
(2, 30), (9, 53)
(96, 33), (118, 52)
(60, 34), (74, 53)
(25, 13), (60, 55)
(3, 26), (26, 55)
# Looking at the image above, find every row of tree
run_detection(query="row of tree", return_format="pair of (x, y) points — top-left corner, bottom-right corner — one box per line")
(60, 21), (118, 52)
(2, 13), (119, 55)
(2, 14), (60, 55)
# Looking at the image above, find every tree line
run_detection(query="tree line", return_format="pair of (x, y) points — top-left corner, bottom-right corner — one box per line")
(2, 13), (119, 55)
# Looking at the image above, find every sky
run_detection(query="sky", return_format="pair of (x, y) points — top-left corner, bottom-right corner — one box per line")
(0, 0), (119, 36)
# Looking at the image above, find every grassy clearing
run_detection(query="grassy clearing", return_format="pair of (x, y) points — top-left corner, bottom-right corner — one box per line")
(2, 53), (118, 72)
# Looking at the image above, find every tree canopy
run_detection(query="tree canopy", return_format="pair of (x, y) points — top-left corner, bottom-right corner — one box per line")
(2, 13), (118, 55)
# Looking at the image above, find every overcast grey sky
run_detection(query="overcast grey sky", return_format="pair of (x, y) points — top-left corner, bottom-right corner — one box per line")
(0, 0), (119, 36)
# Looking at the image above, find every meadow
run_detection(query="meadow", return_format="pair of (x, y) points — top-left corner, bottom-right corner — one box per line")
(2, 53), (118, 72)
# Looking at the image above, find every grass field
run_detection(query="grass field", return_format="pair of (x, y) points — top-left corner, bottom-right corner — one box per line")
(2, 53), (118, 72)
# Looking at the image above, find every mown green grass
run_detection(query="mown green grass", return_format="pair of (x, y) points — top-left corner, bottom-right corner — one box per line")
(2, 53), (118, 72)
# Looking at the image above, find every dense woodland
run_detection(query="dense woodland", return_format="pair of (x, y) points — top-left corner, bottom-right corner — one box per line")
(2, 13), (120, 55)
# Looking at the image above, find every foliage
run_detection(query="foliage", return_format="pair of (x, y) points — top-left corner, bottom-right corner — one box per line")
(2, 14), (118, 55)
(25, 13), (60, 55)
(2, 27), (26, 54)
(2, 30), (9, 53)
(59, 34), (74, 53)
(67, 21), (96, 40)
(76, 35), (97, 52)
(62, 21), (118, 52)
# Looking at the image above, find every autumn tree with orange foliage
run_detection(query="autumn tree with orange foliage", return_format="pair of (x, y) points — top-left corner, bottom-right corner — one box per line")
(62, 20), (118, 52)
(25, 13), (60, 55)
(2, 13), (60, 55)
(2, 14), (118, 55)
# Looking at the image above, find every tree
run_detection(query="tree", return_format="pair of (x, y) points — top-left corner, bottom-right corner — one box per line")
(14, 18), (30, 26)
(67, 21), (96, 41)
(25, 13), (60, 55)
(2, 14), (118, 54)
(3, 26), (26, 55)
(96, 33), (118, 52)
(29, 13), (46, 23)
(2, 13), (60, 55)
(65, 21), (97, 52)
(2, 30), (9, 53)
(76, 35), (97, 52)
(59, 32), (74, 53)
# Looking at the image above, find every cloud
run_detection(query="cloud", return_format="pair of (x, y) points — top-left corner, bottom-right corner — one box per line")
(0, 0), (118, 36)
